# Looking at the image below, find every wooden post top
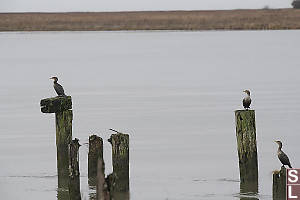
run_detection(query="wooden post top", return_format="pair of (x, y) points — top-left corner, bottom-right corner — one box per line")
(108, 132), (129, 144)
(235, 110), (256, 121)
(235, 109), (255, 113)
(40, 96), (72, 113)
(273, 166), (286, 175)
(89, 134), (102, 142)
(70, 138), (81, 149)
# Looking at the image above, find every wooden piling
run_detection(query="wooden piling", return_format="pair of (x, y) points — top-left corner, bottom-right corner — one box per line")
(96, 158), (110, 200)
(40, 96), (73, 186)
(56, 110), (73, 180)
(68, 138), (81, 200)
(40, 96), (72, 113)
(108, 131), (130, 193)
(88, 135), (104, 182)
(95, 131), (130, 200)
(102, 168), (130, 200)
(273, 166), (286, 200)
(235, 110), (258, 185)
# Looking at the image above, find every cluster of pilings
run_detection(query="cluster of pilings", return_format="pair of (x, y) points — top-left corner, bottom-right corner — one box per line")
(234, 110), (286, 199)
(40, 96), (129, 200)
(41, 96), (286, 199)
(89, 133), (130, 200)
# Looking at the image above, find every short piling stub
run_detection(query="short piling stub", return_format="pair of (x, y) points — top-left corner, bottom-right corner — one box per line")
(96, 157), (110, 200)
(95, 130), (130, 200)
(235, 110), (258, 192)
(88, 134), (104, 184)
(68, 138), (81, 200)
(272, 166), (286, 200)
(108, 130), (130, 193)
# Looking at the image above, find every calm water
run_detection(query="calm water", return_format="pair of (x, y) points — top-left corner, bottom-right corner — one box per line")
(1, 30), (300, 200)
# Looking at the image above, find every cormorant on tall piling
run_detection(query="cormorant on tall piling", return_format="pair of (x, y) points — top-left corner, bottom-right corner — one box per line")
(243, 90), (251, 110)
(275, 140), (292, 168)
(50, 77), (65, 96)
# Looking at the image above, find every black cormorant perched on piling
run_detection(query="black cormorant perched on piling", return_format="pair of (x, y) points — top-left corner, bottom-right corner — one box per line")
(243, 90), (251, 110)
(275, 140), (292, 168)
(50, 77), (65, 96)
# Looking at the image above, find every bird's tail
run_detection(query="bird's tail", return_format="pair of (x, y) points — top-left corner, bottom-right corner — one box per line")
(289, 164), (292, 168)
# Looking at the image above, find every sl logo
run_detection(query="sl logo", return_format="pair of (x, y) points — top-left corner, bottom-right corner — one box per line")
(287, 169), (300, 199)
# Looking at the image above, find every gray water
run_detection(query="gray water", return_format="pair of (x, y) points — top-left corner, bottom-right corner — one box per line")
(1, 30), (300, 200)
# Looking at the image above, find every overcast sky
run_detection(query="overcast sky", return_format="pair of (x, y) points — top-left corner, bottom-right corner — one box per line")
(0, 0), (293, 12)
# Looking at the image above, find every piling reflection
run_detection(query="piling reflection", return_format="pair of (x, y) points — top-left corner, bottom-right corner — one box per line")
(88, 177), (97, 188)
(240, 196), (259, 200)
(240, 181), (259, 200)
(111, 191), (130, 200)
(57, 177), (70, 200)
(89, 178), (130, 200)
(88, 177), (97, 200)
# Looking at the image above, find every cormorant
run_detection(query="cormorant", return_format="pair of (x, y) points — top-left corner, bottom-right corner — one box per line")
(243, 90), (251, 110)
(50, 77), (65, 96)
(275, 140), (292, 168)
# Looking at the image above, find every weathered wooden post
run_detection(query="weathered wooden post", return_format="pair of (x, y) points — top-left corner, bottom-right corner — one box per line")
(40, 96), (72, 188)
(273, 166), (286, 200)
(235, 110), (258, 192)
(88, 135), (104, 184)
(108, 129), (130, 193)
(96, 157), (110, 200)
(95, 130), (130, 200)
(69, 138), (81, 200)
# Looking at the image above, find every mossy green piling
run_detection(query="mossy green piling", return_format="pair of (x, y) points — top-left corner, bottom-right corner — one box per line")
(68, 138), (81, 200)
(40, 96), (73, 189)
(235, 110), (258, 188)
(88, 135), (104, 185)
(273, 166), (286, 200)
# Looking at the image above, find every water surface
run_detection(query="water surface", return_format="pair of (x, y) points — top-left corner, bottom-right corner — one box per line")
(1, 30), (300, 200)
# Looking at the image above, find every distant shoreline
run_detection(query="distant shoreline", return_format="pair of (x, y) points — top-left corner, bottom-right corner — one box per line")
(1, 9), (300, 31)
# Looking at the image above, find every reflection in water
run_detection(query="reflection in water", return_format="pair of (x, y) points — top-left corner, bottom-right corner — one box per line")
(88, 178), (130, 200)
(240, 196), (259, 200)
(240, 181), (259, 200)
(57, 178), (69, 200)
(88, 178), (97, 200)
(88, 190), (96, 200)
(111, 191), (130, 200)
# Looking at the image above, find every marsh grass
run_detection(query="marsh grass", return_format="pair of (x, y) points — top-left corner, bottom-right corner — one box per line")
(1, 9), (300, 31)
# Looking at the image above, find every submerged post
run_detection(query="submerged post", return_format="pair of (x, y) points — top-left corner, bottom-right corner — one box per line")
(88, 135), (104, 183)
(69, 138), (81, 200)
(273, 166), (286, 200)
(235, 110), (258, 189)
(40, 96), (72, 187)
(108, 130), (130, 193)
